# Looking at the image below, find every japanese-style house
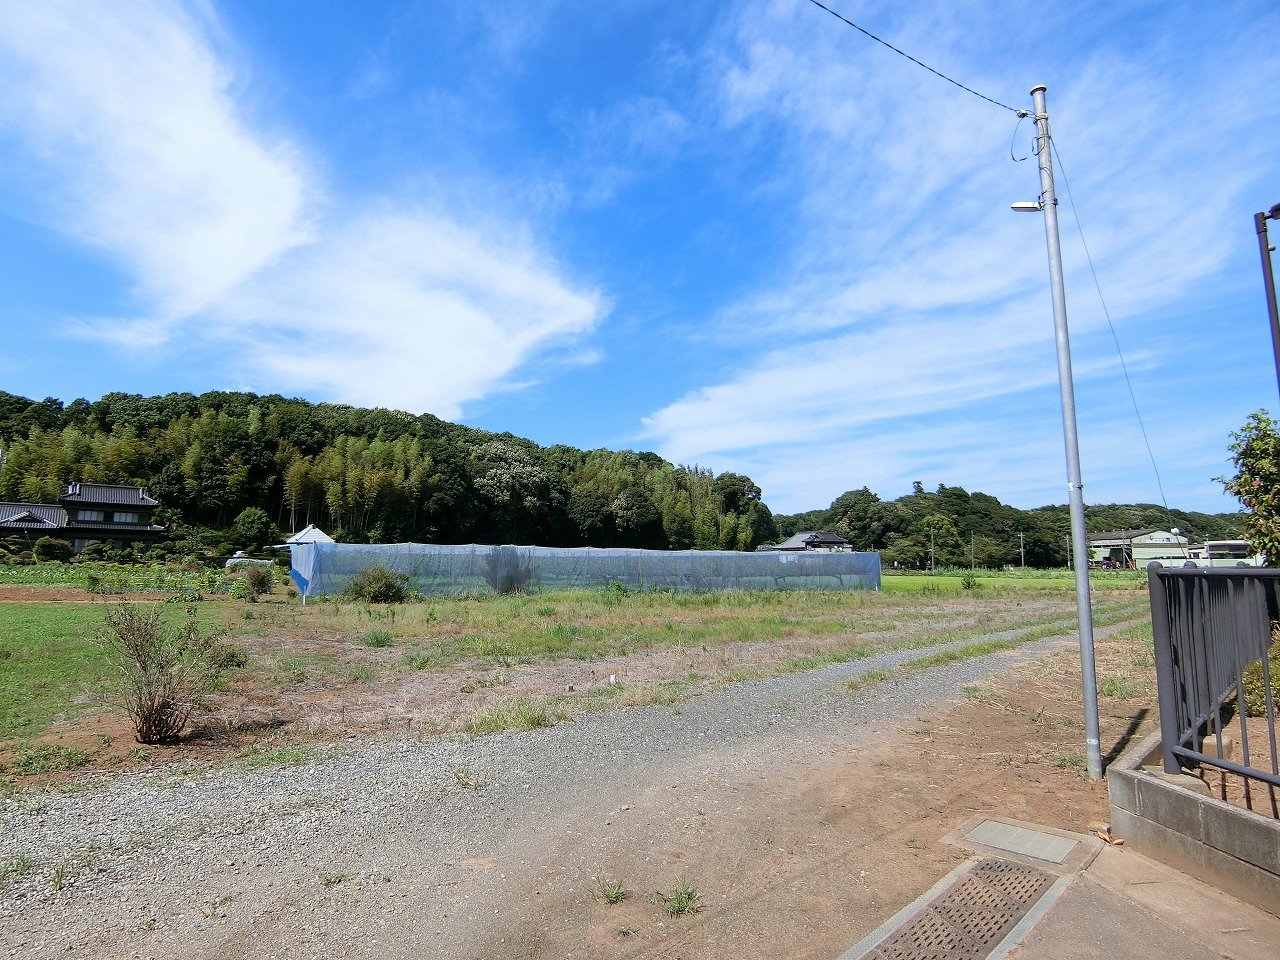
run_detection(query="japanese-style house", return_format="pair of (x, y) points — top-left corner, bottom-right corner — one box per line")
(0, 483), (165, 553)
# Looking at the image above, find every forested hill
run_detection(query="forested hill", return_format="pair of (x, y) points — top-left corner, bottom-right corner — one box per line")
(0, 391), (777, 550)
(775, 483), (1245, 568)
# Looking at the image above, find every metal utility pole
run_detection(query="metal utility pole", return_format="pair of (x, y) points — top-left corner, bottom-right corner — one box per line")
(1019, 531), (1026, 569)
(930, 531), (936, 572)
(1028, 84), (1103, 781)
(1256, 203), (1280, 400)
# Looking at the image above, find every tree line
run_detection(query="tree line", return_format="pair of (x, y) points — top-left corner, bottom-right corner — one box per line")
(774, 481), (1244, 569)
(0, 390), (777, 553)
(0, 389), (1244, 564)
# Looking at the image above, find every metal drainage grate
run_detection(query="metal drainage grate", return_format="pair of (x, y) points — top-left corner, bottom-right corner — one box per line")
(863, 859), (1055, 960)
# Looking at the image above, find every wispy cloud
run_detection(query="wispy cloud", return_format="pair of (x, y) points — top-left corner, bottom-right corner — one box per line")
(221, 209), (603, 418)
(0, 0), (605, 416)
(642, 0), (1279, 511)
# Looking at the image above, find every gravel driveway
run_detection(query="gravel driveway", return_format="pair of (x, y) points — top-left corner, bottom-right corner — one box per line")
(0, 619), (1130, 960)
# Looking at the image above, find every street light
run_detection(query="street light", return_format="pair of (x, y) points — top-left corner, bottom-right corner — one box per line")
(1255, 202), (1280, 400)
(1011, 85), (1103, 781)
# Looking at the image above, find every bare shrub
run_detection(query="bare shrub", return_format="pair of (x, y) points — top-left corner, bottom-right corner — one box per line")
(97, 605), (227, 744)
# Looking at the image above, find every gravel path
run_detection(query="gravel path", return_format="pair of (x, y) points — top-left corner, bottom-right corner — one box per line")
(0, 617), (1136, 959)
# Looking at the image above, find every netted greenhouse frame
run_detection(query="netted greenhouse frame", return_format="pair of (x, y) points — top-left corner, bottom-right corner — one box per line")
(289, 542), (881, 599)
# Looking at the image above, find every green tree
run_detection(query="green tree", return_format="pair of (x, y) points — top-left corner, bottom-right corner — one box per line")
(1223, 410), (1280, 565)
(232, 507), (279, 551)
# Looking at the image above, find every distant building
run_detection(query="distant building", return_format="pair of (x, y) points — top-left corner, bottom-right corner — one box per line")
(0, 483), (165, 553)
(757, 530), (853, 552)
(1087, 529), (1189, 569)
(1187, 540), (1262, 567)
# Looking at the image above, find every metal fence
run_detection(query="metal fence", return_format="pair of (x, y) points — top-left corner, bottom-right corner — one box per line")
(1147, 562), (1279, 817)
(290, 541), (882, 599)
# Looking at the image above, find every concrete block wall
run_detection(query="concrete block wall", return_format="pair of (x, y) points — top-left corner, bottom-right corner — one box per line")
(1108, 731), (1280, 917)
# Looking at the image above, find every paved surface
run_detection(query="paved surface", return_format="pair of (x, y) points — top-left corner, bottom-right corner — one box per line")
(841, 817), (1280, 960)
(1013, 843), (1280, 959)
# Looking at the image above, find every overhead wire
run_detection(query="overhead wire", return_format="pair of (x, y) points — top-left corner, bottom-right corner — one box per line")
(1050, 139), (1189, 557)
(801, 0), (1023, 114)
(804, 0), (1184, 553)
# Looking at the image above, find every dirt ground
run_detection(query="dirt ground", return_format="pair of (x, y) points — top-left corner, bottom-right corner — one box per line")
(522, 642), (1153, 959)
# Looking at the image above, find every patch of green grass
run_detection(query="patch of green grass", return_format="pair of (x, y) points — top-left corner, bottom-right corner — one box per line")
(843, 668), (892, 693)
(462, 698), (564, 735)
(231, 745), (317, 768)
(595, 878), (627, 904)
(655, 881), (700, 916)
(1098, 675), (1139, 698)
(451, 765), (485, 791)
(1052, 751), (1087, 772)
(359, 628), (393, 648)
(9, 743), (90, 776)
(0, 854), (35, 888)
(343, 664), (375, 683)
(318, 871), (350, 887)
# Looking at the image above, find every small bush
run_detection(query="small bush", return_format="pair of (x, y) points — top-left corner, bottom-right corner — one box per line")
(655, 881), (700, 916)
(237, 564), (274, 602)
(960, 570), (979, 590)
(595, 879), (628, 905)
(33, 537), (73, 563)
(360, 628), (393, 648)
(1242, 637), (1280, 717)
(96, 605), (228, 744)
(342, 564), (411, 604)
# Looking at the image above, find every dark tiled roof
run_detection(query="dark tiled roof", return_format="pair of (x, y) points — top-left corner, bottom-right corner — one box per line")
(0, 502), (68, 527)
(60, 483), (159, 507)
(768, 530), (851, 550)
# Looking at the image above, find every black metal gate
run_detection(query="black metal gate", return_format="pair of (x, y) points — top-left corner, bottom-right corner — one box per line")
(1147, 562), (1280, 817)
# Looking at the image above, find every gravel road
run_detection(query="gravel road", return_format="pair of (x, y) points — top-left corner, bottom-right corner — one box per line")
(0, 618), (1132, 960)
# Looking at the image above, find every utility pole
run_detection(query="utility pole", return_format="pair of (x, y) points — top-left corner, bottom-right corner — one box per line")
(1019, 531), (1026, 569)
(930, 530), (936, 572)
(1025, 85), (1103, 780)
(1256, 203), (1280, 400)
(970, 532), (975, 569)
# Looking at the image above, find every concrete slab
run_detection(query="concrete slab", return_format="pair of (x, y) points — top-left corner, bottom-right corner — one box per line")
(1011, 845), (1280, 960)
(966, 819), (1077, 864)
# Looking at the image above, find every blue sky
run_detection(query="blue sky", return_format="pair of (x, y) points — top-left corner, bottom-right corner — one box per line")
(1, 1), (1277, 514)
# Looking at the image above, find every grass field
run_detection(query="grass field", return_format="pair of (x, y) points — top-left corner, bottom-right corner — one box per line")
(0, 568), (1152, 760)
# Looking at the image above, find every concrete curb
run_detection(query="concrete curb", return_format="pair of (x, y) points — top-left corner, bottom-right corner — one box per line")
(1106, 729), (1280, 917)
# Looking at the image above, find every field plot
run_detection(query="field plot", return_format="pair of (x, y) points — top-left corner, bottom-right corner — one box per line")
(0, 572), (1164, 960)
(0, 572), (1149, 786)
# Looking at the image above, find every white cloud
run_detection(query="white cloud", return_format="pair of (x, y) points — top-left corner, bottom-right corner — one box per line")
(0, 0), (312, 317)
(221, 211), (604, 418)
(642, 0), (1279, 512)
(0, 0), (605, 417)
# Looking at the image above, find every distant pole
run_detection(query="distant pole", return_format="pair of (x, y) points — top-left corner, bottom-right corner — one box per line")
(970, 532), (975, 569)
(1256, 203), (1280, 400)
(1030, 85), (1103, 781)
(930, 531), (936, 572)
(1019, 531), (1026, 569)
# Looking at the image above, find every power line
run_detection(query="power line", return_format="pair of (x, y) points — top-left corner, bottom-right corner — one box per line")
(1050, 139), (1188, 557)
(802, 0), (1023, 114)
